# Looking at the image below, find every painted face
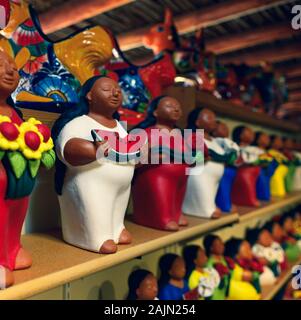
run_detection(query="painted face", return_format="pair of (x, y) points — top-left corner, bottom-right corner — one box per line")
(169, 257), (186, 280)
(258, 230), (273, 247)
(240, 127), (255, 145)
(154, 96), (182, 123)
(283, 217), (294, 233)
(257, 133), (270, 149)
(87, 77), (122, 112)
(196, 108), (217, 134)
(271, 223), (285, 243)
(271, 136), (283, 150)
(211, 237), (225, 256)
(212, 122), (229, 138)
(194, 248), (208, 268)
(237, 240), (253, 260)
(136, 274), (158, 300)
(0, 50), (19, 96)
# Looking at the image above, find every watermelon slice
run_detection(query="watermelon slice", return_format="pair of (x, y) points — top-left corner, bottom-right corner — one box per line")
(0, 0), (10, 30)
(91, 129), (147, 163)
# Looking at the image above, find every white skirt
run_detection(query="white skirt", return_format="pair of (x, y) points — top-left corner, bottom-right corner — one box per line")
(59, 161), (134, 252)
(182, 161), (224, 218)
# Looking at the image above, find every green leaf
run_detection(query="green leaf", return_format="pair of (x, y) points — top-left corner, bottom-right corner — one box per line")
(0, 150), (5, 161)
(41, 150), (56, 170)
(7, 151), (27, 179)
(28, 159), (41, 178)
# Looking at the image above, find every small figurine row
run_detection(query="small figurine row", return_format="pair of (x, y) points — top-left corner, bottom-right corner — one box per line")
(126, 208), (301, 300)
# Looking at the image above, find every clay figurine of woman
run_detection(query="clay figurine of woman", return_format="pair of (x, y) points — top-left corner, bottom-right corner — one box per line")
(231, 126), (261, 207)
(212, 121), (240, 213)
(52, 76), (135, 254)
(0, 50), (54, 288)
(127, 269), (159, 300)
(158, 253), (189, 300)
(203, 234), (234, 299)
(247, 227), (287, 278)
(183, 108), (227, 219)
(183, 244), (221, 300)
(268, 135), (289, 197)
(132, 96), (205, 231)
(224, 238), (262, 299)
(264, 218), (301, 262)
(251, 132), (278, 201)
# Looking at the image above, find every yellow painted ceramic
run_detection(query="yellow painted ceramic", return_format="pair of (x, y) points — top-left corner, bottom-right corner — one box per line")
(228, 264), (260, 300)
(0, 1), (29, 39)
(16, 91), (53, 102)
(54, 26), (113, 84)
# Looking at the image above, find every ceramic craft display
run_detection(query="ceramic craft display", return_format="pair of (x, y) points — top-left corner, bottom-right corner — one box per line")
(158, 253), (189, 300)
(53, 76), (135, 255)
(224, 238), (262, 300)
(183, 245), (221, 300)
(127, 269), (159, 300)
(253, 132), (278, 201)
(212, 121), (240, 213)
(0, 49), (55, 288)
(269, 136), (289, 197)
(182, 108), (225, 219)
(132, 96), (205, 231)
(231, 126), (261, 207)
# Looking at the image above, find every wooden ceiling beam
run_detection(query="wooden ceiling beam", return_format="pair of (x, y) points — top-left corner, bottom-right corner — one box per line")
(277, 65), (301, 79)
(39, 0), (134, 34)
(288, 81), (301, 91)
(220, 43), (301, 66)
(117, 0), (291, 51)
(207, 23), (297, 54)
(289, 91), (301, 102)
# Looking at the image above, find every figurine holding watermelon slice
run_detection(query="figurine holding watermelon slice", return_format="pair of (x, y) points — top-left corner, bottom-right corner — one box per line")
(53, 76), (136, 255)
(0, 49), (55, 288)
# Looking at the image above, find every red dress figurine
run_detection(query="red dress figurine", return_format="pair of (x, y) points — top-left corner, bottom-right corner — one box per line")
(132, 96), (205, 231)
(231, 126), (261, 207)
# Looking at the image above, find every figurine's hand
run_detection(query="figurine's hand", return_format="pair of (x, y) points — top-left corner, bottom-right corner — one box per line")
(242, 270), (253, 282)
(257, 257), (268, 266)
(95, 140), (111, 159)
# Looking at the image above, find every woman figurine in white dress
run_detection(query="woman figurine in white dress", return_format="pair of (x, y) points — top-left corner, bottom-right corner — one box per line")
(182, 108), (224, 219)
(52, 76), (135, 254)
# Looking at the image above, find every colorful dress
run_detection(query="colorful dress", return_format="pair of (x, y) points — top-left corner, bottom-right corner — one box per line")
(132, 127), (203, 230)
(56, 115), (134, 252)
(0, 109), (28, 270)
(159, 281), (190, 300)
(214, 138), (240, 212)
(269, 149), (289, 197)
(231, 146), (261, 207)
(183, 138), (225, 218)
(293, 152), (301, 191)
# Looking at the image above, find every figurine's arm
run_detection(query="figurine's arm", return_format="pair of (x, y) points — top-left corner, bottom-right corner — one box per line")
(63, 138), (109, 166)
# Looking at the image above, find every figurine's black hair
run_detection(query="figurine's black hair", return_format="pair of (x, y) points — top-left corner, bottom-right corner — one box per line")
(127, 269), (154, 300)
(203, 234), (220, 257)
(245, 228), (262, 246)
(134, 95), (168, 129)
(232, 125), (246, 145)
(252, 131), (264, 147)
(52, 76), (120, 195)
(187, 107), (204, 131)
(224, 238), (243, 259)
(158, 253), (180, 287)
(183, 245), (201, 279)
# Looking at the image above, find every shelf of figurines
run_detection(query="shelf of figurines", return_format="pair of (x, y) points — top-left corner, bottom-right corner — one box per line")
(0, 192), (300, 300)
(164, 86), (301, 133)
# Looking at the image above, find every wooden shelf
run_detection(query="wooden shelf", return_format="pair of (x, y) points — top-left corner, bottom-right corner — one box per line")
(238, 192), (301, 223)
(1, 192), (301, 300)
(22, 109), (59, 129)
(0, 214), (238, 300)
(261, 257), (301, 300)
